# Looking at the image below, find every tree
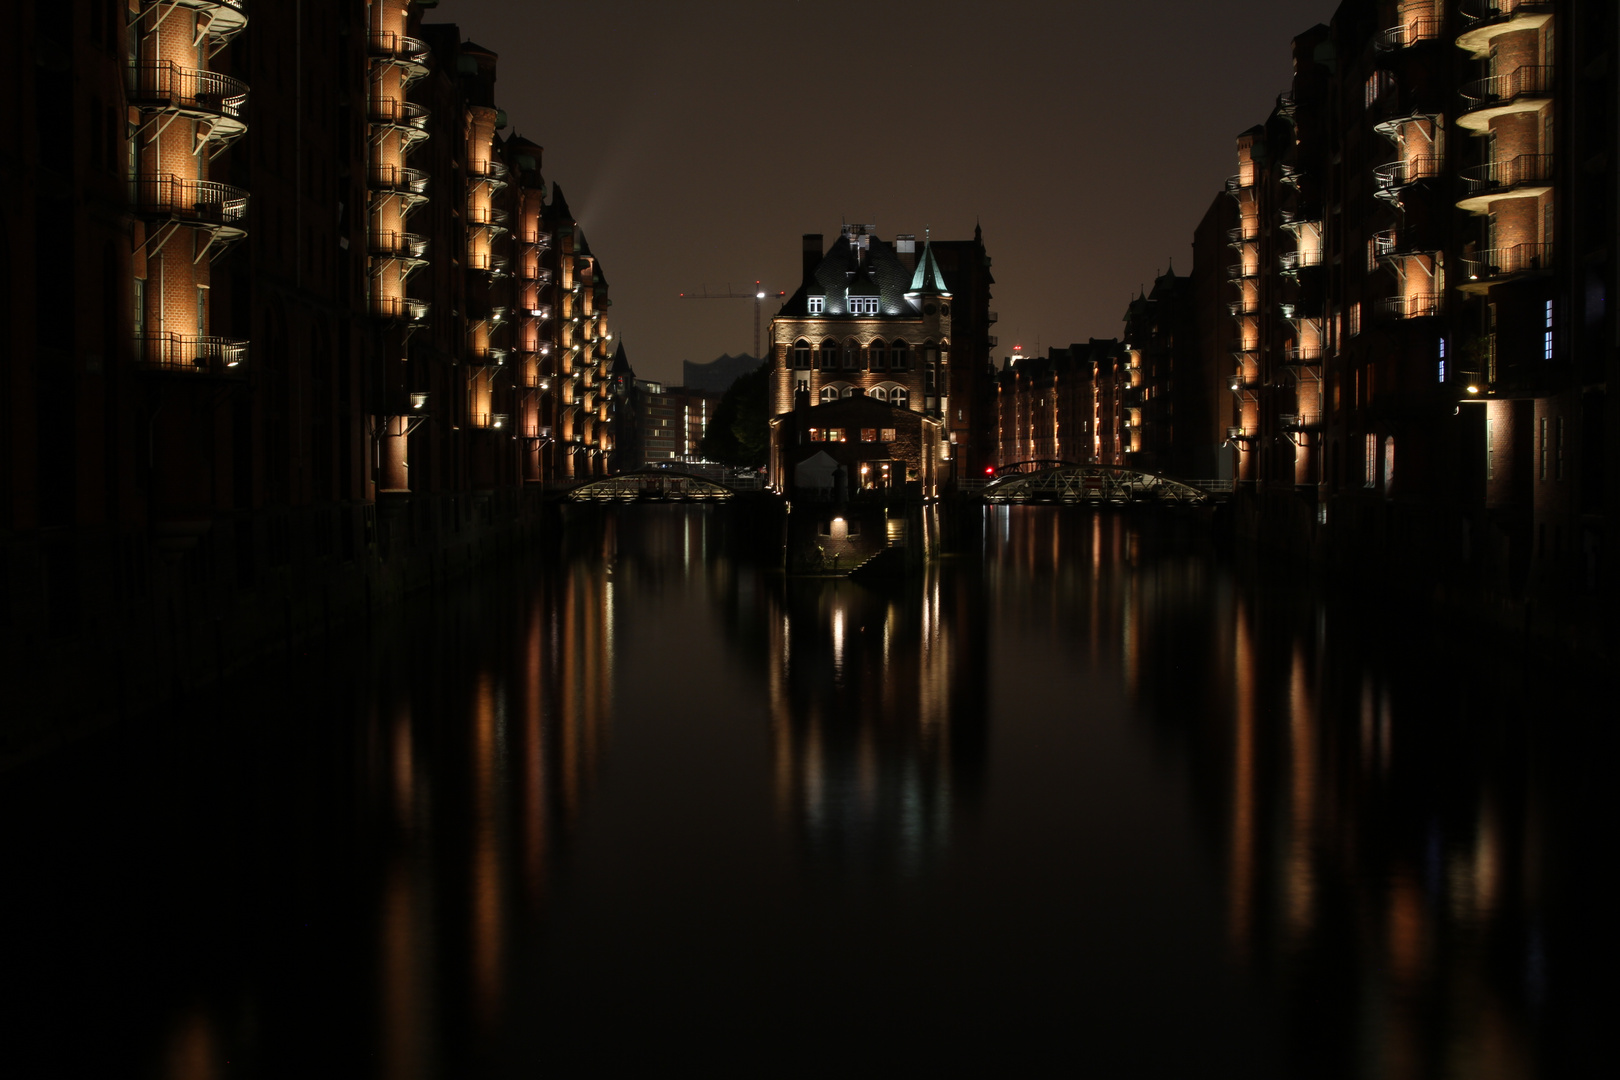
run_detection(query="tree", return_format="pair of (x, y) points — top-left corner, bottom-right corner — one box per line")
(700, 358), (771, 466)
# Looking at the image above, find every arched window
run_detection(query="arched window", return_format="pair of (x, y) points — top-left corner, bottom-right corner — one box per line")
(793, 339), (811, 368)
(891, 387), (910, 409)
(891, 340), (910, 371)
(870, 339), (887, 370)
(841, 385), (855, 398)
(819, 340), (838, 370)
(843, 339), (860, 369)
(869, 386), (888, 403)
(819, 386), (839, 403)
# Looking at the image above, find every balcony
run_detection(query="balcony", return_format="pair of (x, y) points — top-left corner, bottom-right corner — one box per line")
(1278, 250), (1323, 273)
(1278, 412), (1321, 431)
(523, 304), (554, 321)
(987, 310), (999, 324)
(467, 251), (510, 274)
(1227, 300), (1261, 318)
(1460, 242), (1554, 287)
(1457, 153), (1554, 212)
(176, 0), (248, 44)
(519, 230), (552, 248)
(368, 32), (432, 82)
(368, 229), (429, 259)
(469, 159), (510, 185)
(134, 332), (248, 376)
(1224, 173), (1256, 199)
(368, 98), (430, 135)
(368, 163), (429, 196)
(126, 62), (249, 145)
(467, 206), (510, 231)
(1374, 293), (1443, 320)
(1279, 300), (1323, 320)
(1285, 345), (1324, 363)
(1458, 66), (1555, 130)
(370, 296), (431, 322)
(1373, 155), (1442, 196)
(131, 174), (249, 232)
(1458, 1), (1555, 57)
(470, 347), (510, 366)
(1375, 16), (1442, 51)
(1226, 262), (1258, 281)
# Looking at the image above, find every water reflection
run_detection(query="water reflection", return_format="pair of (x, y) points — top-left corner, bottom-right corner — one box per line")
(0, 504), (1599, 1077)
(763, 568), (987, 878)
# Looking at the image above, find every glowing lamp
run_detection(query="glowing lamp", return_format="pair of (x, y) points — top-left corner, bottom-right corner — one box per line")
(1466, 385), (1480, 394)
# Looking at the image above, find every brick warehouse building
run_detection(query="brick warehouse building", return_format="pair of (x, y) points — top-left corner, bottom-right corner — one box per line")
(0, 1), (632, 757)
(1207, 0), (1617, 627)
(769, 223), (997, 481)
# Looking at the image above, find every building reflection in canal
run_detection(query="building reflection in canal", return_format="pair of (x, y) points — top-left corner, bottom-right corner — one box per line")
(1, 503), (1597, 1078)
(762, 568), (988, 878)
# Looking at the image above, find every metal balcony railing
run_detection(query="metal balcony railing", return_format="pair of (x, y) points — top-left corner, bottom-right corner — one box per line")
(467, 206), (510, 228)
(126, 61), (249, 120)
(1375, 17), (1442, 51)
(368, 32), (432, 68)
(468, 159), (510, 181)
(1373, 156), (1442, 190)
(1226, 263), (1257, 281)
(1460, 0), (1554, 24)
(1374, 293), (1443, 319)
(1285, 345), (1324, 362)
(523, 304), (553, 321)
(1278, 413), (1321, 430)
(1461, 66), (1555, 107)
(1225, 224), (1259, 246)
(131, 174), (250, 225)
(1227, 300), (1261, 317)
(368, 164), (429, 195)
(1224, 173), (1256, 197)
(1460, 242), (1554, 282)
(134, 332), (248, 375)
(370, 296), (431, 321)
(368, 230), (429, 258)
(1460, 154), (1554, 195)
(470, 347), (510, 366)
(467, 251), (510, 274)
(368, 97), (430, 130)
(1278, 250), (1324, 272)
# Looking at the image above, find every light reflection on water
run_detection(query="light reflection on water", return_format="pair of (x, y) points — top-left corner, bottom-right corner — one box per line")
(0, 505), (1599, 1077)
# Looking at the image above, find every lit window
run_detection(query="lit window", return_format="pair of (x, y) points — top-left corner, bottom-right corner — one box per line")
(808, 296), (824, 315)
(892, 387), (909, 409)
(880, 427), (896, 442)
(1365, 433), (1377, 487)
(1383, 436), (1395, 492)
(1438, 337), (1446, 382)
(1544, 300), (1553, 360)
(1539, 417), (1548, 479)
(861, 428), (877, 442)
(1487, 419), (1495, 480)
(1348, 302), (1361, 337)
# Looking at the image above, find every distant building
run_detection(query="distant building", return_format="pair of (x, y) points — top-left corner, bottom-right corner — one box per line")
(683, 353), (764, 395)
(636, 380), (720, 464)
(768, 223), (996, 483)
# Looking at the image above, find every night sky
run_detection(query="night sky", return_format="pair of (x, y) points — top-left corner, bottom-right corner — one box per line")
(447, 0), (1333, 385)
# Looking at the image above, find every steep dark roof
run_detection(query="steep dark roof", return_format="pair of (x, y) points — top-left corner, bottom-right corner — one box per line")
(547, 182), (574, 224)
(609, 342), (633, 376)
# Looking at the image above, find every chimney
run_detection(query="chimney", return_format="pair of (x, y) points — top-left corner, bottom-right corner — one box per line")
(895, 233), (917, 272)
(802, 234), (823, 283)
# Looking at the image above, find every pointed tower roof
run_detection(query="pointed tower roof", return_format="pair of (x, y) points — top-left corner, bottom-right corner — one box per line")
(608, 341), (633, 377)
(548, 182), (574, 223)
(908, 239), (950, 295)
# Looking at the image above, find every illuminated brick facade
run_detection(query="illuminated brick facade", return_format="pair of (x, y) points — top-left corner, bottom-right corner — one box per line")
(769, 224), (997, 482)
(1, 1), (632, 750)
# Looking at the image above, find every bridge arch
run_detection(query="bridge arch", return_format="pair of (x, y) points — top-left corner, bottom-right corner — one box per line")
(564, 468), (735, 503)
(982, 464), (1212, 505)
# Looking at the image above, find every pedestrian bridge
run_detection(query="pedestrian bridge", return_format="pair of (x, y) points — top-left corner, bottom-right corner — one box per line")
(980, 464), (1227, 505)
(562, 468), (763, 503)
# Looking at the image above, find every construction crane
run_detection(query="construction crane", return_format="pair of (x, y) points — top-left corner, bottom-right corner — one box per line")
(677, 281), (786, 360)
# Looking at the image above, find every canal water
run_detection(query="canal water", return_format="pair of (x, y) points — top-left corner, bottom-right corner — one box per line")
(3, 505), (1605, 1078)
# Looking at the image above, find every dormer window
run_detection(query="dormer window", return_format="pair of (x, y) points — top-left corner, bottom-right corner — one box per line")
(849, 296), (880, 316)
(807, 296), (825, 315)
